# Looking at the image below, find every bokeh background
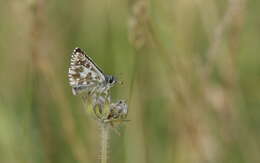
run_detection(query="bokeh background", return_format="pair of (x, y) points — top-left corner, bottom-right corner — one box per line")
(1, 0), (260, 162)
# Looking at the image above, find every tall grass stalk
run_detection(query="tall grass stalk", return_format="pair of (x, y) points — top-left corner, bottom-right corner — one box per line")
(100, 124), (110, 163)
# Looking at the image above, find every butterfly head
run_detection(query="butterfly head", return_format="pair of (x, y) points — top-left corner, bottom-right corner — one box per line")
(105, 75), (118, 87)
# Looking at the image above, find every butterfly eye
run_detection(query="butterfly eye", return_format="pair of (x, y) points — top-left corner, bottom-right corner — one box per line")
(109, 77), (114, 84)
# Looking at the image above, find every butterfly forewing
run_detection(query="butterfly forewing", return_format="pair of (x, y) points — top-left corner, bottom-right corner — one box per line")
(68, 48), (106, 95)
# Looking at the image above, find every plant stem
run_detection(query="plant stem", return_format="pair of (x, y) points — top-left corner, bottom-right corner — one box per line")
(101, 123), (109, 163)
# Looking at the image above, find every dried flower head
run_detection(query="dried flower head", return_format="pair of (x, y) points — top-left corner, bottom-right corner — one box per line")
(128, 1), (149, 49)
(90, 94), (128, 126)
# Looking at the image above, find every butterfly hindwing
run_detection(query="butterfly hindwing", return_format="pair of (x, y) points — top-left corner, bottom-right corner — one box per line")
(68, 48), (106, 95)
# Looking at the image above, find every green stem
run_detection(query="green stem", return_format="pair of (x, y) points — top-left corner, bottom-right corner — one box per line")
(101, 124), (109, 163)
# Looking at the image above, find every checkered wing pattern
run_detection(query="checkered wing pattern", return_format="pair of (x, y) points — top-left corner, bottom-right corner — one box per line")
(68, 47), (106, 95)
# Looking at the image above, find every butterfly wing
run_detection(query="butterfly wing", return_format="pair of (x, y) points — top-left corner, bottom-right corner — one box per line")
(68, 47), (106, 95)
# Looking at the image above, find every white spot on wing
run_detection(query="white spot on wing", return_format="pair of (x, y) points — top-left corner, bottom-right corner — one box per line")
(69, 69), (76, 74)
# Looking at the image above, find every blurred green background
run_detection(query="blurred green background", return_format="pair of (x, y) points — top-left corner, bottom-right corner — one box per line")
(1, 0), (260, 162)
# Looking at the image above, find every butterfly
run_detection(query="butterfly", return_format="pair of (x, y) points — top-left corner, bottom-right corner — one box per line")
(68, 47), (118, 96)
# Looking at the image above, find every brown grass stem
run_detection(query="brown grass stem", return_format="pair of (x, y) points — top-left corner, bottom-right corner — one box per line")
(205, 0), (245, 73)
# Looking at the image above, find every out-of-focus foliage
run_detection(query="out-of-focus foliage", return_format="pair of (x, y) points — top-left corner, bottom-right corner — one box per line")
(0, 0), (260, 163)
